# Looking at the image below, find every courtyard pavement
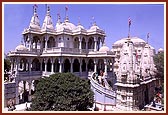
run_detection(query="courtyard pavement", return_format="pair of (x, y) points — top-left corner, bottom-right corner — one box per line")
(4, 102), (31, 111)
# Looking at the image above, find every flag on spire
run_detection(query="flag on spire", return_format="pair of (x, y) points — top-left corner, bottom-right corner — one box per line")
(33, 4), (38, 10)
(147, 33), (150, 44)
(147, 33), (150, 38)
(34, 4), (38, 8)
(128, 17), (131, 27)
(128, 17), (131, 38)
(57, 13), (60, 17)
(33, 4), (38, 14)
(65, 5), (68, 11)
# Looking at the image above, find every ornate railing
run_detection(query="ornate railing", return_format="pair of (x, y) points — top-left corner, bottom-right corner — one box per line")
(17, 71), (42, 77)
(44, 47), (94, 54)
(90, 72), (116, 97)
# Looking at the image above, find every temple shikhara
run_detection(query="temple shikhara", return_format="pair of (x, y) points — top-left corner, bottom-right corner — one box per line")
(5, 5), (161, 111)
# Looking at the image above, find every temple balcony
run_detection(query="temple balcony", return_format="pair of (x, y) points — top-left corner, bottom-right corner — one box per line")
(16, 71), (42, 79)
(43, 47), (91, 54)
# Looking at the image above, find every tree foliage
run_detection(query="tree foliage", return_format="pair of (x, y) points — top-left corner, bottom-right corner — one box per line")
(30, 73), (94, 111)
(4, 58), (11, 72)
(153, 52), (164, 80)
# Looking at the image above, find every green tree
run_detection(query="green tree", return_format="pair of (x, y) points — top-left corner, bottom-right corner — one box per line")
(153, 52), (164, 82)
(30, 73), (94, 111)
(153, 52), (164, 104)
(4, 58), (11, 72)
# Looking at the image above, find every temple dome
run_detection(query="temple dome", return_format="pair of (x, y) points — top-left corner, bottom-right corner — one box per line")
(15, 44), (27, 51)
(29, 7), (40, 29)
(89, 23), (100, 30)
(56, 19), (76, 31)
(158, 48), (164, 52)
(76, 24), (84, 29)
(42, 6), (54, 30)
(99, 43), (110, 52)
(113, 37), (146, 45)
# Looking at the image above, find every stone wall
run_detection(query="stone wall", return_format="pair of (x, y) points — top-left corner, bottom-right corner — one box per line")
(4, 82), (16, 107)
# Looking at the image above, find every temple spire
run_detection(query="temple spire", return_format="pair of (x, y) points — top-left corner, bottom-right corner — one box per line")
(128, 17), (131, 38)
(33, 4), (38, 15)
(57, 13), (61, 24)
(92, 16), (96, 26)
(64, 5), (69, 22)
(29, 4), (40, 29)
(147, 33), (150, 44)
(78, 17), (81, 25)
(46, 4), (50, 15)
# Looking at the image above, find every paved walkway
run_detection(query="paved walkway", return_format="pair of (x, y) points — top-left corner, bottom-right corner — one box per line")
(4, 102), (31, 111)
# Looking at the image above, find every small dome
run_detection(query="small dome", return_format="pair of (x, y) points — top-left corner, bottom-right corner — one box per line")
(29, 8), (40, 29)
(99, 44), (110, 52)
(76, 24), (84, 29)
(150, 45), (155, 49)
(89, 23), (100, 30)
(158, 48), (164, 51)
(42, 6), (54, 30)
(158, 48), (164, 53)
(15, 44), (27, 51)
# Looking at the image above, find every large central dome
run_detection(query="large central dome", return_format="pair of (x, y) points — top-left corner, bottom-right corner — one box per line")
(113, 37), (146, 45)
(56, 17), (76, 31)
(57, 22), (76, 31)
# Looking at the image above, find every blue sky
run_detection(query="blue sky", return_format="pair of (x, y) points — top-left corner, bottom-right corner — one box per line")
(3, 3), (165, 54)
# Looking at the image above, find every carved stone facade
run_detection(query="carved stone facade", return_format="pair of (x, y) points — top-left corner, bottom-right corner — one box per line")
(7, 5), (115, 105)
(115, 38), (156, 111)
(5, 5), (157, 111)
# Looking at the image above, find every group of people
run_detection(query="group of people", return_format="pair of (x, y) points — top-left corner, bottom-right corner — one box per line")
(93, 70), (106, 87)
(7, 99), (16, 111)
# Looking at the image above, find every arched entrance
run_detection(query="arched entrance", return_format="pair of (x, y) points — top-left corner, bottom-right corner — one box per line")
(73, 59), (80, 72)
(64, 59), (70, 72)
(32, 58), (40, 71)
(88, 59), (94, 71)
(42, 59), (45, 71)
(74, 37), (79, 48)
(82, 38), (86, 49)
(82, 59), (86, 72)
(19, 58), (28, 71)
(47, 59), (51, 72)
(54, 58), (59, 72)
(88, 37), (94, 49)
(47, 37), (55, 48)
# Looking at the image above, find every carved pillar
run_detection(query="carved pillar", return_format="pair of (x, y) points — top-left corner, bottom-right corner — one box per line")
(26, 63), (28, 71)
(28, 81), (32, 102)
(80, 59), (82, 74)
(86, 39), (88, 50)
(70, 59), (73, 73)
(10, 59), (13, 72)
(45, 35), (48, 51)
(79, 36), (82, 50)
(51, 58), (54, 73)
(104, 59), (108, 76)
(94, 59), (97, 72)
(59, 58), (63, 73)
(28, 34), (31, 51)
(45, 59), (47, 73)
(94, 36), (98, 51)
(15, 58), (19, 75)
(28, 58), (32, 72)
